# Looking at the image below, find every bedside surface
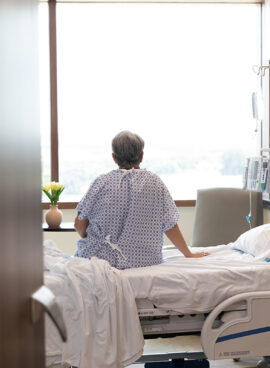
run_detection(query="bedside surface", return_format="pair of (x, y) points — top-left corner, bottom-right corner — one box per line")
(42, 222), (75, 232)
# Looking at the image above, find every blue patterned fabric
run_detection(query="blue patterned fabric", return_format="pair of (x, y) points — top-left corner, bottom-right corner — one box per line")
(75, 169), (179, 269)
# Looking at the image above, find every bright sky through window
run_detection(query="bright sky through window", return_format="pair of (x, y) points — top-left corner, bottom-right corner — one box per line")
(39, 3), (261, 201)
(39, 3), (50, 187)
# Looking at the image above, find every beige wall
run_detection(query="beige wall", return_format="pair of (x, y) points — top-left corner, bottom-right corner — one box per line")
(43, 207), (270, 255)
(43, 209), (80, 255)
(263, 208), (270, 223)
(43, 207), (194, 255)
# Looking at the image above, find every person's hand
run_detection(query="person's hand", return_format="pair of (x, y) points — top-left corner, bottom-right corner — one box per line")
(187, 251), (210, 258)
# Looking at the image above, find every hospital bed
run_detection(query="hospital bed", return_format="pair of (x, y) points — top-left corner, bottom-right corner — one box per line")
(136, 292), (270, 368)
(44, 222), (270, 368)
(124, 240), (270, 367)
(136, 291), (270, 367)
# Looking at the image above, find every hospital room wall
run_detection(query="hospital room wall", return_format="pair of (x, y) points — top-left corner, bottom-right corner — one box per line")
(42, 0), (270, 256)
(262, 0), (270, 151)
(43, 207), (270, 255)
(42, 207), (193, 255)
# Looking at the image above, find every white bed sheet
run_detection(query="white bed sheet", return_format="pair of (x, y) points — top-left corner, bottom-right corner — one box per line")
(122, 244), (270, 314)
(44, 241), (144, 368)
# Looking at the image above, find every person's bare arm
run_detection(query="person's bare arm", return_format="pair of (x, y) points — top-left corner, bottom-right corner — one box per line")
(74, 215), (89, 238)
(165, 224), (209, 258)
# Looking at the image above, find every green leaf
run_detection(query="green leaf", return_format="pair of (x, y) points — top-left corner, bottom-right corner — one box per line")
(42, 189), (53, 204)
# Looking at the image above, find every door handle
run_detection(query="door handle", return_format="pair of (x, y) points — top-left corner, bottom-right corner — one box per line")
(31, 285), (67, 342)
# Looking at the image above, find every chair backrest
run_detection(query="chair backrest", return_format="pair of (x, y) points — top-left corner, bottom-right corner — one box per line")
(191, 188), (263, 247)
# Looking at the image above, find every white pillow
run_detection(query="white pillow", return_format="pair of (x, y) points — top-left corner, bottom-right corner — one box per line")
(232, 223), (270, 260)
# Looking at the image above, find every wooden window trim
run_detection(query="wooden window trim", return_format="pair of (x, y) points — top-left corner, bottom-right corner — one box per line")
(49, 0), (59, 182)
(42, 200), (196, 210)
(41, 0), (264, 4)
(42, 200), (270, 210)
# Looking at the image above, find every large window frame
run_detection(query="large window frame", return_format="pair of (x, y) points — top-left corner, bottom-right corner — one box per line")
(42, 0), (264, 210)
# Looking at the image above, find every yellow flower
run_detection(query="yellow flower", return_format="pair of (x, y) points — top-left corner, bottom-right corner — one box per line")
(42, 181), (64, 205)
(56, 182), (64, 190)
(51, 182), (63, 191)
(43, 183), (51, 192)
(50, 181), (56, 190)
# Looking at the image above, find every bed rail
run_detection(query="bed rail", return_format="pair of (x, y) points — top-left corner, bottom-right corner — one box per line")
(201, 291), (270, 360)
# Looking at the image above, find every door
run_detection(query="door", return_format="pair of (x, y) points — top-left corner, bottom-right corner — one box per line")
(0, 0), (45, 366)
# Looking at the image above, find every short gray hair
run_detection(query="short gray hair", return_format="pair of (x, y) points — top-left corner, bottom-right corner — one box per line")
(112, 131), (144, 169)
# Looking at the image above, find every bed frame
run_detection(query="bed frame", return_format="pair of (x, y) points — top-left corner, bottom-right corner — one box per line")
(135, 291), (270, 368)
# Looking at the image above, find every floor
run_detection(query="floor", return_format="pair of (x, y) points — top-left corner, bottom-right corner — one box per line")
(127, 336), (259, 368)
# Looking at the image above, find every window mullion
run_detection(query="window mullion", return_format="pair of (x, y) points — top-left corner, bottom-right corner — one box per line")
(49, 0), (59, 182)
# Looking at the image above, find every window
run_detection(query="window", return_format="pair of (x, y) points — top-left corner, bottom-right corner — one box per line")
(39, 2), (261, 202)
(39, 3), (51, 194)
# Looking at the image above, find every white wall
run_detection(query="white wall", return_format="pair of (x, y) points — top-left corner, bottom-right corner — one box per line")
(43, 207), (270, 256)
(262, 0), (270, 149)
(43, 207), (195, 255)
(43, 209), (80, 255)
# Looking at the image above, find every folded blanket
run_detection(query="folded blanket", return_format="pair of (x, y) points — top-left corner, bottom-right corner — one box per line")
(44, 240), (144, 368)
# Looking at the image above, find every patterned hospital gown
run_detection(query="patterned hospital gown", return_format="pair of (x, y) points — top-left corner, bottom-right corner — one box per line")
(75, 169), (179, 269)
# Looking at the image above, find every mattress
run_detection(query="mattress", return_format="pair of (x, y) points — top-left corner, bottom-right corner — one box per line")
(44, 240), (270, 315)
(122, 244), (270, 314)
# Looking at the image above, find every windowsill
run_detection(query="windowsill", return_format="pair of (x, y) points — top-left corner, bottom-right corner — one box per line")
(42, 200), (196, 210)
(42, 199), (270, 210)
(43, 202), (77, 210)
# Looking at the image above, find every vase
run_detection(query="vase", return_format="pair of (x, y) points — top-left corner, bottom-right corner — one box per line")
(45, 205), (63, 228)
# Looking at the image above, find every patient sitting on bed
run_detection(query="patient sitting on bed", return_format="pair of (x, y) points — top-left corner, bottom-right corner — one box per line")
(74, 131), (209, 269)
